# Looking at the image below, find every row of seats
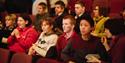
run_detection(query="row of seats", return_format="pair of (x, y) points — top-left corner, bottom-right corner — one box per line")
(0, 48), (31, 63)
(0, 48), (59, 63)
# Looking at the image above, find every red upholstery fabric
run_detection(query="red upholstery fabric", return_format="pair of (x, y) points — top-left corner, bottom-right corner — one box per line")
(10, 53), (32, 63)
(0, 48), (10, 63)
(37, 58), (61, 63)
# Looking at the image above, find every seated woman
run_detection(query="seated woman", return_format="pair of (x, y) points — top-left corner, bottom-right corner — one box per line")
(0, 14), (17, 48)
(28, 17), (58, 57)
(2, 14), (39, 53)
(61, 16), (111, 63)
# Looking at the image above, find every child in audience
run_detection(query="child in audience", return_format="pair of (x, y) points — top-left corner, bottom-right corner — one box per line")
(28, 17), (58, 57)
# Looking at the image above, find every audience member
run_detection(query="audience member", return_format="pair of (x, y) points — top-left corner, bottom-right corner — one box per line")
(61, 16), (111, 63)
(2, 14), (39, 53)
(0, 14), (17, 48)
(104, 18), (125, 63)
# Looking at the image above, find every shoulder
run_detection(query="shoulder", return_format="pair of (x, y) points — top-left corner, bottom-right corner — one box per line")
(28, 26), (37, 32)
(49, 34), (58, 39)
(58, 33), (65, 39)
(26, 27), (38, 35)
(116, 35), (125, 46)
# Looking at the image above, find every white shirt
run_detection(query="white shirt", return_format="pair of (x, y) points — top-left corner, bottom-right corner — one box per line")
(34, 32), (58, 57)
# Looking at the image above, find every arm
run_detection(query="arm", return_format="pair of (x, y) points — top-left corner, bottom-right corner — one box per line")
(6, 28), (18, 44)
(110, 38), (125, 63)
(18, 29), (38, 49)
(28, 44), (36, 55)
(96, 41), (111, 63)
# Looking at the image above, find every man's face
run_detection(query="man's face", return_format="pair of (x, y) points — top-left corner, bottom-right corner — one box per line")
(55, 5), (63, 15)
(37, 5), (44, 14)
(62, 19), (74, 33)
(75, 4), (85, 15)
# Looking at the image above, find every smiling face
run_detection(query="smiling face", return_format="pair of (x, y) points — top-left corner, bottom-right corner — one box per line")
(5, 18), (14, 27)
(80, 19), (93, 36)
(5, 15), (16, 27)
(62, 19), (74, 33)
(17, 17), (28, 28)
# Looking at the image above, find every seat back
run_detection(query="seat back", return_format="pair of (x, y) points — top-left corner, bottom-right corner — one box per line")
(10, 53), (32, 63)
(0, 48), (10, 63)
(36, 58), (59, 63)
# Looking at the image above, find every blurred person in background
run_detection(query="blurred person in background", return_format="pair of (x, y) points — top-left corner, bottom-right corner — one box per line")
(0, 14), (17, 49)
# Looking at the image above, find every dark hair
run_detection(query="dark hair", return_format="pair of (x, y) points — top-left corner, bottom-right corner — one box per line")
(105, 18), (125, 35)
(99, 7), (110, 17)
(55, 1), (65, 9)
(75, 1), (85, 7)
(123, 6), (125, 11)
(38, 2), (47, 10)
(80, 16), (94, 27)
(63, 15), (76, 25)
(18, 14), (32, 27)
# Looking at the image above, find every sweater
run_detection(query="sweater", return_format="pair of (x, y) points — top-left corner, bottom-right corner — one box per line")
(7, 26), (39, 53)
(61, 35), (111, 63)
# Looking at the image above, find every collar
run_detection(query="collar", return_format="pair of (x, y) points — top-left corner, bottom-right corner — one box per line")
(75, 12), (84, 19)
(57, 12), (63, 16)
(62, 31), (76, 40)
(44, 31), (55, 36)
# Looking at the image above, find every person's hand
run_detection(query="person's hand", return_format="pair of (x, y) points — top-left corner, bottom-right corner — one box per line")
(11, 29), (20, 38)
(32, 44), (37, 49)
(2, 37), (8, 43)
(68, 61), (76, 63)
(101, 36), (110, 51)
(28, 45), (35, 55)
(86, 55), (101, 63)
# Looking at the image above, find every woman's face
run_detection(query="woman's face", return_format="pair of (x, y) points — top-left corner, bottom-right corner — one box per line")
(41, 21), (52, 33)
(62, 19), (74, 33)
(93, 6), (100, 17)
(5, 18), (14, 27)
(80, 20), (92, 36)
(17, 17), (28, 28)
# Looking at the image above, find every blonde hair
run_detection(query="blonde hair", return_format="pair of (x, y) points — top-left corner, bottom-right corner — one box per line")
(5, 14), (17, 23)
